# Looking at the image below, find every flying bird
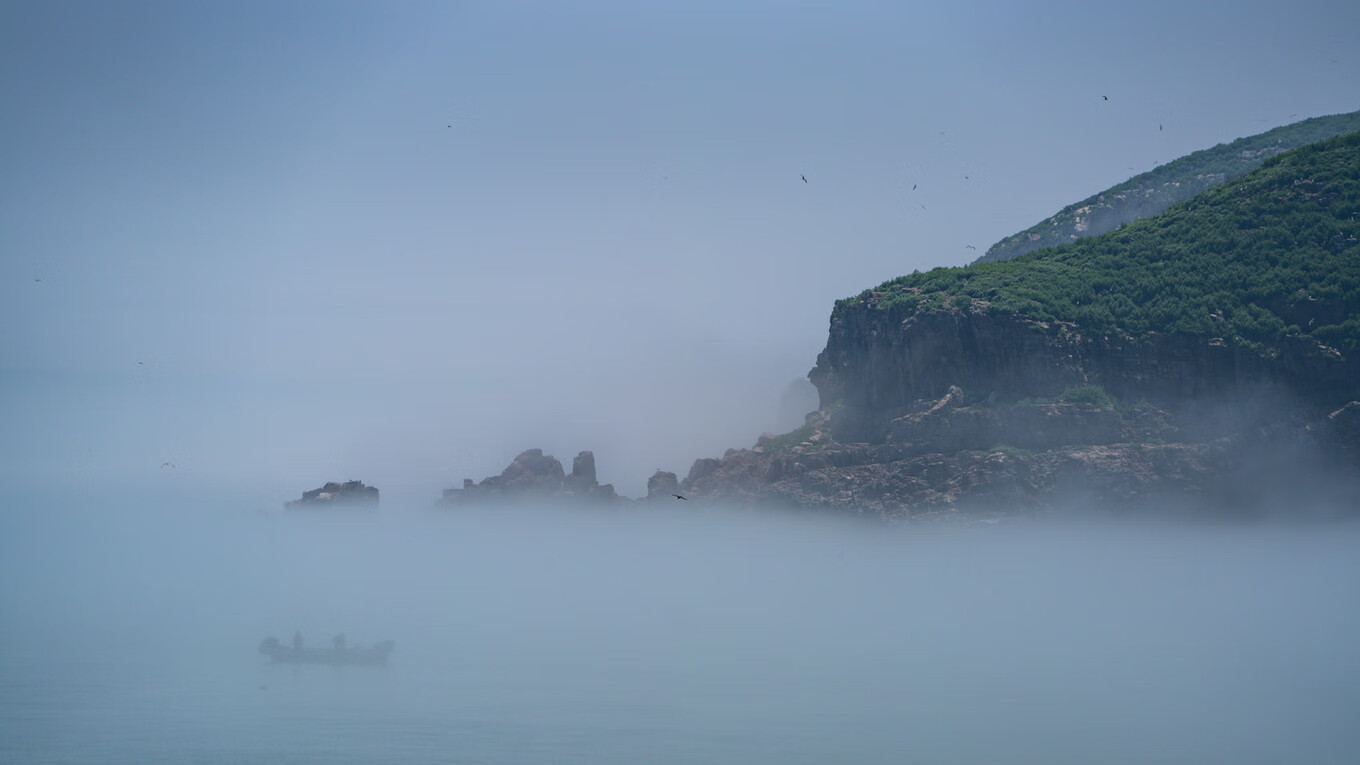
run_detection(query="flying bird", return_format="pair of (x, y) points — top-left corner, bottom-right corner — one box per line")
(912, 184), (917, 190)
(801, 174), (808, 183)
(966, 245), (976, 250)
(672, 494), (687, 500)
(161, 462), (176, 469)
(1102, 95), (1108, 101)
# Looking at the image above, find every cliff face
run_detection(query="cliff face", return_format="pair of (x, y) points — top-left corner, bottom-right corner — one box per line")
(810, 300), (1359, 443)
(673, 301), (1360, 520)
(678, 390), (1360, 521)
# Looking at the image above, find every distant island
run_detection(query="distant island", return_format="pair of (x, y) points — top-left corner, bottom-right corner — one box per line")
(286, 480), (379, 509)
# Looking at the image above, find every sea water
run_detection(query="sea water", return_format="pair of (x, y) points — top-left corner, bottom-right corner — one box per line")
(3, 497), (1359, 764)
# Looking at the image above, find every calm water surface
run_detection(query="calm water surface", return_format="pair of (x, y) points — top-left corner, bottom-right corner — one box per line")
(3, 499), (1358, 763)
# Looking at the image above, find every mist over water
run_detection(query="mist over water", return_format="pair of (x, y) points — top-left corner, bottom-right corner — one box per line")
(4, 498), (1358, 764)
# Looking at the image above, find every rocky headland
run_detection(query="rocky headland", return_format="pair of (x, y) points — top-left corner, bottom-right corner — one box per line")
(666, 133), (1360, 520)
(435, 307), (1360, 520)
(434, 131), (1360, 521)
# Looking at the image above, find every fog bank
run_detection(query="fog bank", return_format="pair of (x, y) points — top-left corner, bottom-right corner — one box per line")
(4, 499), (1359, 763)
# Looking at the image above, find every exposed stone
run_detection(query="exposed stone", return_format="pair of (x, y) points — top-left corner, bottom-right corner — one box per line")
(810, 304), (1359, 444)
(286, 480), (379, 510)
(438, 449), (624, 507)
(1320, 402), (1360, 451)
(489, 449), (565, 494)
(646, 470), (681, 501)
(677, 394), (1360, 521)
(571, 451), (597, 485)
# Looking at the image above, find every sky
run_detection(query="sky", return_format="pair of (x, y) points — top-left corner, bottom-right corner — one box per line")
(2, 0), (1357, 502)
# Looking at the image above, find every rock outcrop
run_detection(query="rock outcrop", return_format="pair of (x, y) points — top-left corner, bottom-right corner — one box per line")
(646, 470), (681, 502)
(286, 480), (379, 509)
(810, 300), (1360, 444)
(670, 297), (1360, 520)
(437, 449), (621, 507)
(675, 388), (1360, 521)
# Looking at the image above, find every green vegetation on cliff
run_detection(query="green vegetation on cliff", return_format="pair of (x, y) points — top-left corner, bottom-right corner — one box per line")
(852, 131), (1360, 351)
(974, 110), (1360, 265)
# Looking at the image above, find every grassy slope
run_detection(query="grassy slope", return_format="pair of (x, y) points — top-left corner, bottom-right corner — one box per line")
(853, 132), (1360, 351)
(974, 110), (1360, 265)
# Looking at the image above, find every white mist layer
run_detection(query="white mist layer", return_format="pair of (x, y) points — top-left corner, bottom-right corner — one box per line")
(3, 501), (1359, 763)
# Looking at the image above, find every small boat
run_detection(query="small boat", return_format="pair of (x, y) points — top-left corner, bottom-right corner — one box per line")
(259, 636), (394, 666)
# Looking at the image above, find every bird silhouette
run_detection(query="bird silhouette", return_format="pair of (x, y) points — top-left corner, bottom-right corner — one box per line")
(1102, 95), (1108, 101)
(672, 494), (687, 500)
(912, 184), (917, 190)
(966, 245), (976, 250)
(801, 175), (808, 183)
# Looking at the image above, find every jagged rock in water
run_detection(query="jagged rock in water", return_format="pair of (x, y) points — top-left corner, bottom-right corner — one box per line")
(438, 449), (620, 507)
(646, 470), (681, 502)
(491, 449), (565, 494)
(566, 450), (597, 492)
(285, 480), (379, 510)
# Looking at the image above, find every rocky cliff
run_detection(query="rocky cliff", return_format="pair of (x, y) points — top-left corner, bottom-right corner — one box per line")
(434, 132), (1360, 520)
(674, 383), (1360, 521)
(809, 299), (1360, 444)
(670, 132), (1360, 520)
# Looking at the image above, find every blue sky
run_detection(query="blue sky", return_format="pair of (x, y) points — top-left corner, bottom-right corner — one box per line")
(2, 1), (1356, 500)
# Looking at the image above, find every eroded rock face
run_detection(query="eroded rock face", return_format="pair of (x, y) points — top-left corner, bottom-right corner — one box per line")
(566, 450), (597, 493)
(646, 470), (681, 501)
(811, 302), (1360, 443)
(489, 449), (565, 494)
(286, 481), (379, 509)
(674, 382), (1360, 521)
(438, 449), (620, 507)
